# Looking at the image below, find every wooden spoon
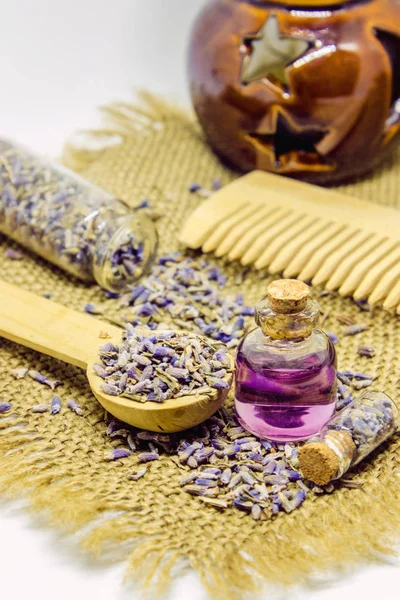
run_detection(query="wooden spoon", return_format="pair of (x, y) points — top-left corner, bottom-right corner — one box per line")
(0, 279), (233, 433)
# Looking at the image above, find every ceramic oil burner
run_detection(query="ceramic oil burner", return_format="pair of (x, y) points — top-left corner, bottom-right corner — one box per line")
(188, 0), (400, 184)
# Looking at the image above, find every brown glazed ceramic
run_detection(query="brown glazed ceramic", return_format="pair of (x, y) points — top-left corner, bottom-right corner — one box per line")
(188, 0), (400, 184)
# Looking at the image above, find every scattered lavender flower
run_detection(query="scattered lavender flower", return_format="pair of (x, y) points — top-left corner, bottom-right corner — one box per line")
(113, 254), (253, 347)
(137, 199), (150, 209)
(189, 182), (202, 193)
(100, 360), (378, 520)
(343, 324), (369, 336)
(11, 367), (29, 379)
(95, 328), (232, 403)
(67, 399), (83, 416)
(358, 346), (375, 358)
(28, 370), (61, 391)
(354, 299), (371, 312)
(105, 448), (131, 461)
(352, 379), (373, 390)
(31, 404), (50, 413)
(212, 179), (222, 191)
(84, 303), (104, 315)
(0, 402), (11, 413)
(51, 395), (62, 414)
(327, 332), (338, 344)
(128, 467), (147, 481)
(4, 248), (23, 260)
(138, 451), (159, 463)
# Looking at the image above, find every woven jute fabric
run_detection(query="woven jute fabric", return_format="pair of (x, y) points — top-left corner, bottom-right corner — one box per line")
(1, 93), (400, 598)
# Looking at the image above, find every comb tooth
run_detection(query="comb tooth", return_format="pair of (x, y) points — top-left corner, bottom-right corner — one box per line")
(216, 206), (281, 258)
(368, 263), (400, 305)
(255, 215), (317, 270)
(339, 238), (398, 296)
(282, 222), (342, 278)
(327, 235), (383, 292)
(312, 231), (370, 286)
(180, 197), (247, 248)
(383, 279), (400, 310)
(228, 208), (292, 262)
(297, 227), (356, 282)
(202, 203), (259, 253)
(353, 245), (400, 300)
(241, 212), (304, 267)
(267, 218), (330, 274)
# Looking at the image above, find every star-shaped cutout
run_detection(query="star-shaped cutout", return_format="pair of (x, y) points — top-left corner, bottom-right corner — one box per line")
(247, 112), (332, 171)
(241, 15), (311, 89)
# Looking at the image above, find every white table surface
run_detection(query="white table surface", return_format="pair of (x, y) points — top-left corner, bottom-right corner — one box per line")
(0, 1), (398, 598)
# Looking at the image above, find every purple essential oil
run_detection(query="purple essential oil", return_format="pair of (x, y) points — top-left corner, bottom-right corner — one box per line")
(234, 280), (337, 442)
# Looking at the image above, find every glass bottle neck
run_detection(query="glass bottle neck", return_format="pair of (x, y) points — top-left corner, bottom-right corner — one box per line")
(255, 296), (320, 341)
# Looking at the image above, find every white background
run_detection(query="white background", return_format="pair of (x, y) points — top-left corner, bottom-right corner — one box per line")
(0, 1), (398, 598)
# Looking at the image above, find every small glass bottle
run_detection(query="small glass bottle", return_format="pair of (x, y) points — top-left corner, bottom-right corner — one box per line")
(234, 279), (337, 442)
(299, 390), (399, 485)
(0, 139), (157, 292)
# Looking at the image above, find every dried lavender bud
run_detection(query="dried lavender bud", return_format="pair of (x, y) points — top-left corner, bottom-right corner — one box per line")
(4, 248), (23, 260)
(187, 456), (198, 469)
(179, 472), (198, 486)
(0, 402), (11, 413)
(188, 182), (202, 193)
(326, 332), (338, 344)
(337, 372), (353, 386)
(357, 346), (375, 358)
(352, 379), (373, 390)
(251, 504), (262, 520)
(354, 299), (371, 312)
(195, 478), (219, 488)
(185, 485), (219, 497)
(341, 370), (374, 381)
(11, 367), (28, 379)
(128, 467), (147, 481)
(138, 451), (159, 463)
(343, 324), (369, 336)
(0, 140), (155, 291)
(220, 468), (232, 485)
(51, 395), (62, 414)
(28, 370), (61, 391)
(212, 179), (222, 191)
(67, 399), (83, 416)
(31, 404), (50, 413)
(105, 448), (131, 461)
(84, 303), (104, 315)
(199, 497), (228, 508)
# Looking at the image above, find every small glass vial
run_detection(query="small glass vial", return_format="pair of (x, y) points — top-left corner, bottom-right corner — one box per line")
(299, 390), (399, 485)
(235, 279), (337, 442)
(0, 139), (157, 292)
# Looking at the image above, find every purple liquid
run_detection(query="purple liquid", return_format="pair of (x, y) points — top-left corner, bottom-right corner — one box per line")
(235, 331), (337, 442)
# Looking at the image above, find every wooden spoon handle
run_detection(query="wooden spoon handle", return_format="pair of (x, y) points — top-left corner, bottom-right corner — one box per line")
(0, 279), (122, 369)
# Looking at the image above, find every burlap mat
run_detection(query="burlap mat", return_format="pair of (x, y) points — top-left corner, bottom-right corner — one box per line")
(1, 93), (400, 599)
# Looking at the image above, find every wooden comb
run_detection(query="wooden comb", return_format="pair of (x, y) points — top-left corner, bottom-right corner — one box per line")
(180, 171), (400, 312)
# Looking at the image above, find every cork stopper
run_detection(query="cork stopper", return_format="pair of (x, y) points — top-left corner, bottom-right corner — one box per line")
(298, 430), (356, 486)
(266, 279), (310, 314)
(298, 443), (339, 486)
